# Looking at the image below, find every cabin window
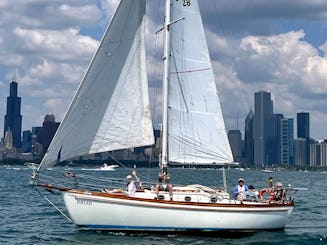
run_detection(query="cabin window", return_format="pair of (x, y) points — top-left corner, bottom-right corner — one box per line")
(158, 195), (165, 200)
(184, 196), (191, 202)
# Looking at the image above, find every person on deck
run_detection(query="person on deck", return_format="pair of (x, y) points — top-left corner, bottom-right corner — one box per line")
(259, 176), (275, 202)
(233, 178), (249, 201)
(273, 182), (286, 203)
(126, 169), (140, 197)
(244, 185), (259, 202)
(268, 176), (274, 188)
(155, 168), (173, 200)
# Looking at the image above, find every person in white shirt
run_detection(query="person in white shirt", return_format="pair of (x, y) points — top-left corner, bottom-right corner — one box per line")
(233, 178), (249, 200)
(126, 169), (140, 197)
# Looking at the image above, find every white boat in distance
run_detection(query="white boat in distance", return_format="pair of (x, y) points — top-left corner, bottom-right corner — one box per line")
(262, 169), (275, 173)
(24, 162), (39, 170)
(33, 0), (294, 234)
(99, 163), (119, 171)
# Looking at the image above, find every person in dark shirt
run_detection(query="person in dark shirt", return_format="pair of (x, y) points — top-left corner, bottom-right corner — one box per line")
(155, 168), (173, 200)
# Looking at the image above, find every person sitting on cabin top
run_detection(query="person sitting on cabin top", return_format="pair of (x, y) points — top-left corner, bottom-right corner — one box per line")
(126, 169), (140, 197)
(233, 178), (249, 201)
(155, 168), (173, 200)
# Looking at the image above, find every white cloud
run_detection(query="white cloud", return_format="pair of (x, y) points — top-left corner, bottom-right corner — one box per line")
(201, 0), (327, 36)
(206, 28), (327, 138)
(0, 1), (102, 30)
(13, 27), (98, 61)
(0, 1), (103, 136)
(0, 53), (24, 67)
(236, 30), (327, 97)
(58, 4), (100, 21)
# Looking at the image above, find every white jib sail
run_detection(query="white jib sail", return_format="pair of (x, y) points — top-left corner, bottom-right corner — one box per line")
(167, 0), (233, 165)
(39, 0), (154, 168)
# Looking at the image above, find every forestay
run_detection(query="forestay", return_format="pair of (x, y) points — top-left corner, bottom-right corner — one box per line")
(39, 0), (154, 169)
(167, 0), (233, 165)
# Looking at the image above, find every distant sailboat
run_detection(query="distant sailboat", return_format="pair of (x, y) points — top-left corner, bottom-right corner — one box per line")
(32, 0), (294, 233)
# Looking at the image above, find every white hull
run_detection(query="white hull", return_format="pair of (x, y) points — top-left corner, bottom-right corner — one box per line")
(63, 190), (294, 232)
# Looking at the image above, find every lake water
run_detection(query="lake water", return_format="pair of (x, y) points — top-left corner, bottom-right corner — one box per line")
(1, 165), (326, 244)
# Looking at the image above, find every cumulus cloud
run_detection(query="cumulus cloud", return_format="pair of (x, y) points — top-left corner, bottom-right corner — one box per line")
(0, 1), (102, 29)
(207, 28), (327, 137)
(201, 0), (327, 36)
(236, 30), (327, 97)
(13, 27), (97, 61)
(0, 0), (104, 134)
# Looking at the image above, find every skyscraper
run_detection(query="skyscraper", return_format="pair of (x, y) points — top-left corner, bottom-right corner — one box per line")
(294, 138), (306, 165)
(297, 112), (310, 139)
(4, 81), (22, 148)
(253, 90), (273, 166)
(228, 129), (242, 163)
(297, 112), (310, 165)
(244, 110), (254, 165)
(22, 130), (32, 153)
(310, 140), (327, 166)
(266, 113), (284, 165)
(42, 114), (60, 154)
(280, 118), (294, 165)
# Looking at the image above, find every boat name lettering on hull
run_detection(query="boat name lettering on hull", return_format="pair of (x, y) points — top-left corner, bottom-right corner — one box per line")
(74, 197), (92, 206)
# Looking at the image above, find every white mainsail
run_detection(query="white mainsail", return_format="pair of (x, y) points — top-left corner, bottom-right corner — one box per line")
(39, 0), (154, 168)
(167, 0), (233, 165)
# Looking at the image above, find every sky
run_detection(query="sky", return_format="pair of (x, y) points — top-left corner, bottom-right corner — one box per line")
(0, 0), (327, 140)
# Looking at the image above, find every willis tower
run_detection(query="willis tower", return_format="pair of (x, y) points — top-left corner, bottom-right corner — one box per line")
(4, 81), (22, 148)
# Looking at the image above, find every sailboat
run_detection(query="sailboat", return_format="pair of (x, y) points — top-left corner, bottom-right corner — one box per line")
(32, 0), (294, 233)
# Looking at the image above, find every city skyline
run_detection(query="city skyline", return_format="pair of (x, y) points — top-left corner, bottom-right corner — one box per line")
(0, 1), (327, 139)
(2, 82), (325, 166)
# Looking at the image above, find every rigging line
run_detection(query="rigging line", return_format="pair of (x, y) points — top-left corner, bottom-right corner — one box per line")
(44, 195), (72, 222)
(34, 188), (72, 223)
(170, 67), (211, 74)
(106, 152), (132, 170)
(171, 50), (189, 113)
(106, 152), (155, 183)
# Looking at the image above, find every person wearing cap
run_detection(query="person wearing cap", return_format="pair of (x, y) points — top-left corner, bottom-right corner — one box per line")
(273, 182), (285, 202)
(233, 178), (249, 200)
(126, 169), (140, 197)
(259, 179), (286, 202)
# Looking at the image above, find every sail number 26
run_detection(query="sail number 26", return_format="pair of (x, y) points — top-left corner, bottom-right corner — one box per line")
(176, 0), (191, 7)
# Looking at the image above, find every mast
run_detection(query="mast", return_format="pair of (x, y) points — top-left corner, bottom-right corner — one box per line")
(161, 0), (171, 170)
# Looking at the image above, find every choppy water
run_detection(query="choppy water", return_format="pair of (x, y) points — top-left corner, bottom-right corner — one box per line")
(1, 165), (326, 244)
